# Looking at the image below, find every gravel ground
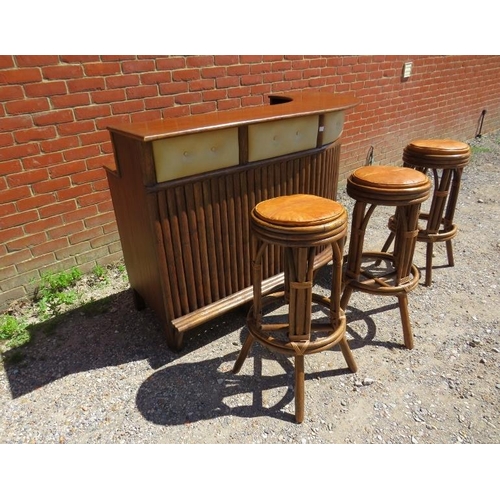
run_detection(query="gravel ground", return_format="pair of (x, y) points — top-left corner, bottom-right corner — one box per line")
(1, 132), (499, 458)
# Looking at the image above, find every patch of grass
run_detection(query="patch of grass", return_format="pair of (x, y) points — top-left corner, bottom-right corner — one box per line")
(471, 145), (491, 154)
(34, 267), (82, 319)
(92, 264), (109, 285)
(0, 314), (30, 348)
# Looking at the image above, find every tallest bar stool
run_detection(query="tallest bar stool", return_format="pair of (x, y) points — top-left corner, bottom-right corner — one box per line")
(341, 166), (431, 349)
(233, 194), (357, 423)
(381, 139), (471, 286)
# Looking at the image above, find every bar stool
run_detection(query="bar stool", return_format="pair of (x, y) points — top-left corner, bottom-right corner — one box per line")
(381, 139), (471, 286)
(233, 194), (357, 423)
(341, 166), (431, 349)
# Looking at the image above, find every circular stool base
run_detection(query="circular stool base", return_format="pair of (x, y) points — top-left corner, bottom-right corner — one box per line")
(246, 291), (348, 356)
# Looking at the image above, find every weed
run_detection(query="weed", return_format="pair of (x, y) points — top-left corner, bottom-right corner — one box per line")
(92, 264), (108, 283)
(0, 314), (30, 348)
(471, 145), (491, 154)
(34, 267), (82, 319)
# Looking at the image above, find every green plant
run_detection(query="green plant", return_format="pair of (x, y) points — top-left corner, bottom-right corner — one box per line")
(0, 314), (30, 348)
(34, 267), (82, 318)
(471, 145), (491, 154)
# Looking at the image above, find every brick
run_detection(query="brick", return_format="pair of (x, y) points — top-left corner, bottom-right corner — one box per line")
(23, 152), (64, 169)
(214, 56), (239, 65)
(186, 56), (214, 67)
(162, 106), (189, 119)
(111, 100), (144, 115)
(5, 232), (46, 251)
(145, 96), (176, 109)
(54, 240), (91, 260)
(0, 248), (31, 268)
(227, 65), (250, 76)
(42, 64), (84, 80)
(69, 226), (102, 244)
(90, 231), (120, 249)
(63, 145), (101, 161)
(0, 270), (39, 294)
(24, 215), (63, 234)
(60, 55), (100, 63)
(33, 177), (71, 194)
(31, 237), (69, 257)
(79, 130), (110, 146)
(6, 97), (50, 115)
(0, 55), (14, 69)
(129, 110), (161, 123)
(0, 210), (38, 230)
(122, 60), (156, 73)
(83, 62), (121, 76)
(40, 136), (79, 153)
(191, 102), (217, 114)
(14, 126), (56, 144)
(17, 193), (56, 211)
(102, 220), (118, 234)
(87, 154), (113, 170)
(38, 199), (77, 218)
(57, 120), (95, 136)
(201, 89), (226, 102)
(158, 82), (188, 95)
(126, 85), (158, 99)
(48, 220), (84, 239)
(0, 85), (24, 101)
(67, 77), (105, 93)
(16, 253), (56, 274)
(0, 202), (16, 217)
(85, 211), (115, 229)
(7, 168), (48, 187)
(74, 104), (111, 120)
(0, 264), (17, 280)
(51, 93), (90, 109)
(15, 55), (59, 67)
(48, 161), (86, 180)
(33, 109), (74, 126)
(93, 178), (111, 192)
(71, 168), (106, 185)
(91, 89), (126, 104)
(189, 79), (215, 92)
(63, 205), (97, 223)
(201, 67), (226, 79)
(0, 115), (33, 132)
(77, 191), (110, 207)
(0, 132), (14, 147)
(172, 69), (200, 82)
(0, 159), (22, 175)
(57, 183), (93, 202)
(0, 68), (42, 84)
(140, 71), (172, 85)
(0, 142), (40, 162)
(216, 76), (239, 88)
(0, 226), (23, 244)
(106, 74), (140, 89)
(156, 57), (186, 70)
(76, 245), (108, 265)
(24, 81), (67, 98)
(94, 115), (130, 130)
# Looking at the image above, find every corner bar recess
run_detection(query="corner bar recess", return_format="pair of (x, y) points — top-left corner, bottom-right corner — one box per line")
(106, 91), (358, 350)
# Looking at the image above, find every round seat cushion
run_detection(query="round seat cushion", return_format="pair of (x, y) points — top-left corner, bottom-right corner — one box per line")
(253, 194), (344, 227)
(347, 165), (431, 206)
(406, 139), (471, 157)
(350, 165), (429, 189)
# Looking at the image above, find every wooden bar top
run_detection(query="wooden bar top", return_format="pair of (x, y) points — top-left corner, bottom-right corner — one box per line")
(107, 90), (358, 142)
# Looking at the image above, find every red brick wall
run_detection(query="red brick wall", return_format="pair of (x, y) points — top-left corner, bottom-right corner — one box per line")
(1, 55), (500, 308)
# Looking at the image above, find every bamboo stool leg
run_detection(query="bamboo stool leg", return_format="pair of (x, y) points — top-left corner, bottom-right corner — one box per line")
(294, 355), (305, 423)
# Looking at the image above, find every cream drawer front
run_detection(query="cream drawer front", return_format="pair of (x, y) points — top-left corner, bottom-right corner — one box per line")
(321, 111), (344, 145)
(153, 127), (239, 182)
(248, 115), (319, 162)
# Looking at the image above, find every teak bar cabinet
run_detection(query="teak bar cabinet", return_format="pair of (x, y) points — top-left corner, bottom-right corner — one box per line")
(106, 90), (358, 351)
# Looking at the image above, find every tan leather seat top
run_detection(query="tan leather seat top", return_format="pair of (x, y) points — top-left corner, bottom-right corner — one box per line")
(407, 139), (470, 155)
(254, 194), (344, 226)
(350, 165), (429, 189)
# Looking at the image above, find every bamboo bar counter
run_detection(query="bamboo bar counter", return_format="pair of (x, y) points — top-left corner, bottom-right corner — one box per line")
(106, 90), (358, 351)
